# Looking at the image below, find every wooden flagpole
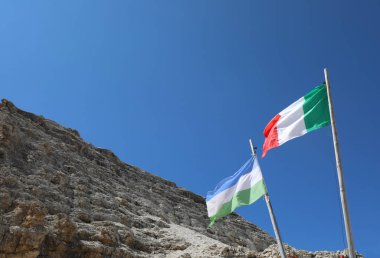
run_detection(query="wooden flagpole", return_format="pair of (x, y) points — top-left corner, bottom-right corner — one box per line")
(249, 139), (286, 258)
(324, 68), (356, 258)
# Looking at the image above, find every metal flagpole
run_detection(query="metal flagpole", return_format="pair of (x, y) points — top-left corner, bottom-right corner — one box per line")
(324, 68), (356, 258)
(249, 139), (286, 258)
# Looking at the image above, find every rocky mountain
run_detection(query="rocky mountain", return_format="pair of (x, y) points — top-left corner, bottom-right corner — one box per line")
(0, 99), (346, 258)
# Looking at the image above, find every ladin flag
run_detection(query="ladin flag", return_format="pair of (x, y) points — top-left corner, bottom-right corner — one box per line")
(206, 156), (267, 226)
(262, 84), (331, 157)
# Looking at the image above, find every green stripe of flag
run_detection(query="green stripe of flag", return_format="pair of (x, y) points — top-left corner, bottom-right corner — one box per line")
(303, 84), (331, 132)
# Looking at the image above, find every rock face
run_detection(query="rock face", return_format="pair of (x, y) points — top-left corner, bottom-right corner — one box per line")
(0, 99), (275, 257)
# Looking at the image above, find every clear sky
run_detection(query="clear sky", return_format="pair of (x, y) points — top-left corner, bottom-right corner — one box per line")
(1, 1), (379, 256)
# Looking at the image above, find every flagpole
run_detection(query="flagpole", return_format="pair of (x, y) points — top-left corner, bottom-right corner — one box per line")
(249, 139), (286, 258)
(324, 68), (356, 258)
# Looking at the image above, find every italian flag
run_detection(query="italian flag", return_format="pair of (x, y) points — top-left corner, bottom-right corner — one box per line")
(262, 84), (331, 157)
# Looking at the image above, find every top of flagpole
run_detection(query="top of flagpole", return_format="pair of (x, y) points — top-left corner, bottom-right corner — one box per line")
(249, 138), (257, 156)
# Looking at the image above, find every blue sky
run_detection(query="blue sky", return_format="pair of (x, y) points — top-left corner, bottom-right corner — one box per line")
(1, 1), (379, 256)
